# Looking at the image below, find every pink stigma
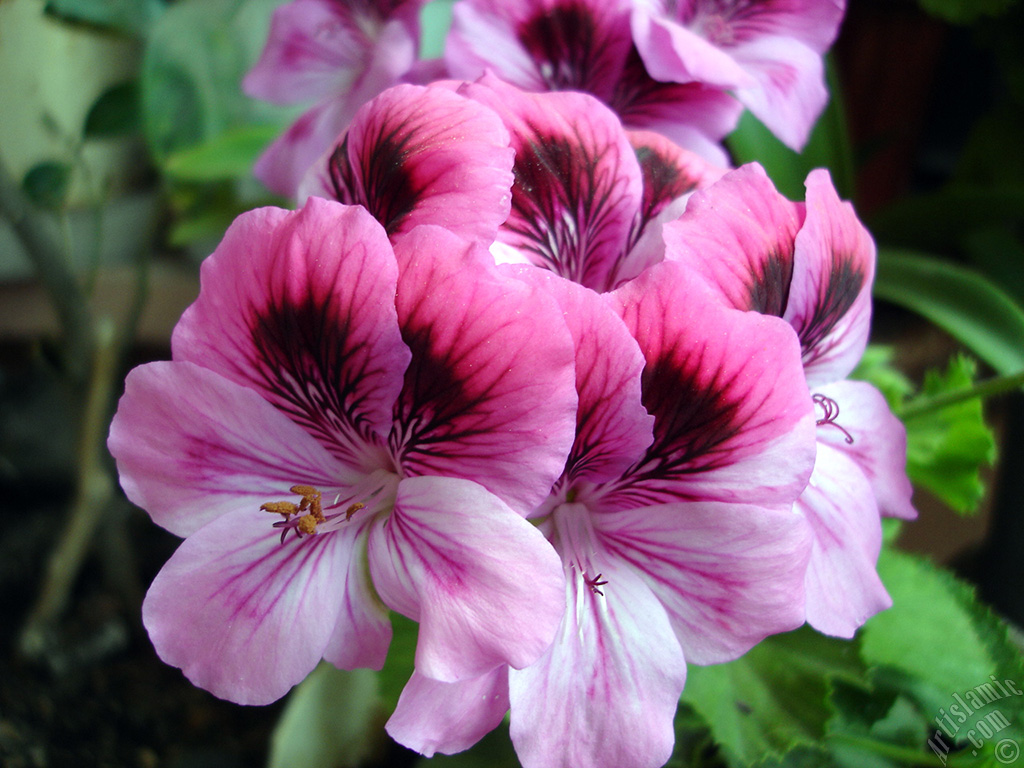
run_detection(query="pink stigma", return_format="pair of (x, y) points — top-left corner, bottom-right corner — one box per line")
(812, 393), (854, 444)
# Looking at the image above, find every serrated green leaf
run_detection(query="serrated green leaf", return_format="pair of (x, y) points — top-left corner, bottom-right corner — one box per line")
(268, 663), (382, 768)
(84, 81), (140, 138)
(850, 346), (915, 412)
(22, 161), (72, 210)
(681, 627), (865, 766)
(163, 123), (280, 180)
(902, 356), (996, 513)
(874, 249), (1024, 376)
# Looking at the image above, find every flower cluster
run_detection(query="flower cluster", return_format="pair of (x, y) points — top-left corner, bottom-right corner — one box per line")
(109, 3), (915, 768)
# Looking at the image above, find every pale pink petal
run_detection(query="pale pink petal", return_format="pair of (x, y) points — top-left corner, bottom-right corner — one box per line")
(322, 523), (392, 670)
(664, 162), (804, 316)
(391, 226), (577, 511)
(621, 129), (727, 281)
(798, 443), (891, 637)
(731, 36), (829, 151)
(786, 168), (875, 385)
(108, 361), (347, 538)
(367, 476), (565, 682)
(508, 555), (686, 768)
(507, 266), (654, 484)
(299, 84), (514, 244)
(598, 500), (811, 664)
(142, 508), (353, 705)
(814, 380), (916, 520)
(386, 668), (509, 757)
(172, 200), (410, 471)
(611, 261), (816, 507)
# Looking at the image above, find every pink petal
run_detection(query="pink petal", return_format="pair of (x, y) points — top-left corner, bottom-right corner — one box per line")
(611, 260), (816, 507)
(299, 84), (514, 244)
(798, 443), (892, 637)
(599, 500), (811, 664)
(508, 555), (686, 768)
(391, 226), (577, 512)
(507, 266), (654, 484)
(367, 476), (566, 682)
(386, 668), (509, 757)
(172, 200), (410, 471)
(664, 162), (804, 317)
(108, 360), (347, 538)
(142, 508), (354, 705)
(463, 76), (643, 292)
(322, 524), (393, 670)
(814, 380), (916, 520)
(786, 168), (875, 385)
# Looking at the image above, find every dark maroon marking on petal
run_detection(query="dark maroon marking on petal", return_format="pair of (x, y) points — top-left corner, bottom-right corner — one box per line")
(517, 2), (616, 93)
(608, 46), (687, 121)
(798, 256), (865, 358)
(626, 141), (700, 253)
(506, 127), (629, 291)
(746, 249), (794, 317)
(248, 295), (383, 463)
(328, 120), (424, 235)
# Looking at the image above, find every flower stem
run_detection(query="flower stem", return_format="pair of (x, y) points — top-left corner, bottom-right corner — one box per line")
(900, 369), (1024, 420)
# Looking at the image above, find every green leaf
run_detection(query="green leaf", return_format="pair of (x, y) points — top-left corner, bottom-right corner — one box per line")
(22, 161), (72, 210)
(901, 356), (997, 513)
(268, 663), (382, 768)
(874, 248), (1024, 376)
(84, 81), (140, 138)
(850, 346), (915, 412)
(414, 723), (521, 768)
(44, 0), (164, 35)
(163, 123), (280, 181)
(681, 626), (865, 766)
(916, 0), (1018, 25)
(378, 613), (419, 714)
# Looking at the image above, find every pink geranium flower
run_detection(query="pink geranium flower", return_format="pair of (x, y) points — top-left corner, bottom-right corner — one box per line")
(630, 0), (846, 150)
(243, 0), (429, 196)
(389, 264), (817, 767)
(108, 198), (579, 704)
(445, 0), (743, 163)
(665, 163), (916, 637)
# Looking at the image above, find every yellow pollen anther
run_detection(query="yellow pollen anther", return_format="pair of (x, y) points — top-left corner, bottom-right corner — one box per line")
(260, 501), (299, 517)
(297, 514), (319, 536)
(345, 502), (365, 520)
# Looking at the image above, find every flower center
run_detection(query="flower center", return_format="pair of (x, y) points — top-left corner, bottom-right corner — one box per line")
(261, 484), (364, 543)
(812, 393), (854, 444)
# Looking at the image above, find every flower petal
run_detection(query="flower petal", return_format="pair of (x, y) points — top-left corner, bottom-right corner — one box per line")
(367, 476), (566, 682)
(462, 76), (643, 292)
(142, 508), (353, 705)
(299, 83), (514, 244)
(664, 162), (804, 317)
(598, 500), (812, 664)
(814, 380), (916, 520)
(611, 260), (816, 507)
(108, 360), (346, 538)
(391, 226), (577, 511)
(386, 668), (509, 757)
(786, 168), (875, 384)
(508, 266), (654, 484)
(508, 557), (686, 768)
(172, 200), (410, 471)
(798, 443), (891, 637)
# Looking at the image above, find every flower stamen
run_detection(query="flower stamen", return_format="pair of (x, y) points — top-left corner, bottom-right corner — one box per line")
(583, 571), (608, 596)
(812, 393), (854, 444)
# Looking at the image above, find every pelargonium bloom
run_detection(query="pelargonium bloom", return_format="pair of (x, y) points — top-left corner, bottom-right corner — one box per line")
(445, 0), (743, 163)
(108, 198), (579, 704)
(462, 75), (725, 292)
(299, 83), (515, 246)
(243, 0), (429, 196)
(630, 0), (846, 150)
(665, 163), (916, 637)
(390, 263), (817, 768)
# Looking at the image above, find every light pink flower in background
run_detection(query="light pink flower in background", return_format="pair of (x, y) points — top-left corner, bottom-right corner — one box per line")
(459, 75), (725, 292)
(391, 263), (817, 768)
(665, 163), (916, 637)
(299, 83), (515, 245)
(243, 0), (429, 196)
(630, 0), (846, 150)
(446, 0), (743, 163)
(108, 198), (579, 704)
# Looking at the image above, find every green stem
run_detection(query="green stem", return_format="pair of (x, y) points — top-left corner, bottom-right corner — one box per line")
(901, 369), (1024, 420)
